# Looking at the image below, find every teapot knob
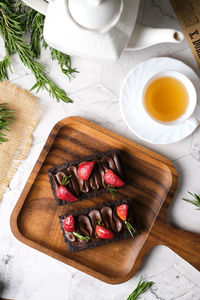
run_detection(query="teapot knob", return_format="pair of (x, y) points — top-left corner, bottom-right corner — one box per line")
(68, 0), (123, 33)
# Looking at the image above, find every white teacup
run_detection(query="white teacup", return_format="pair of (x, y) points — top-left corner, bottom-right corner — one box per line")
(142, 70), (197, 125)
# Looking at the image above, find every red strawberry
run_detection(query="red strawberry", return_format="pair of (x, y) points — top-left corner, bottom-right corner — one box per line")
(63, 215), (90, 241)
(104, 169), (125, 187)
(56, 185), (77, 202)
(63, 215), (75, 232)
(116, 204), (136, 237)
(96, 225), (114, 239)
(78, 161), (95, 180)
(116, 204), (128, 221)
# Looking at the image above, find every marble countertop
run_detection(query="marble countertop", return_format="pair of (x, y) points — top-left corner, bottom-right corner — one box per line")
(1, 1), (200, 299)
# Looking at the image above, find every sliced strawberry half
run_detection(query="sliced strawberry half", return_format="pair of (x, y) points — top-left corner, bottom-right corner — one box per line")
(78, 161), (95, 180)
(116, 204), (128, 221)
(116, 204), (136, 237)
(63, 215), (75, 232)
(56, 185), (77, 202)
(104, 169), (125, 187)
(96, 225), (114, 239)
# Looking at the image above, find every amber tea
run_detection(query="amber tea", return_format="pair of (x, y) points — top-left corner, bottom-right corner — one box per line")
(144, 76), (189, 122)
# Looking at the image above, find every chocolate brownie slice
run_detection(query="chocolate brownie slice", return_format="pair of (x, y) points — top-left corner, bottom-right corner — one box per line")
(59, 198), (138, 253)
(48, 149), (125, 205)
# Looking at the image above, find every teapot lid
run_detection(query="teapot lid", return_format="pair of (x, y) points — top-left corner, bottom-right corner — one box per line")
(68, 0), (123, 32)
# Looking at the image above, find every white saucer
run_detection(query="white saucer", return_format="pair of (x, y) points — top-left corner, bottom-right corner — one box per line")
(119, 57), (200, 144)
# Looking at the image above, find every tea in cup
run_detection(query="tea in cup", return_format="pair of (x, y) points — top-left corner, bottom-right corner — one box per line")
(142, 71), (197, 125)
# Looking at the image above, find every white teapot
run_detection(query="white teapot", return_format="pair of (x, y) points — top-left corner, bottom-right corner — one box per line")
(22, 0), (184, 61)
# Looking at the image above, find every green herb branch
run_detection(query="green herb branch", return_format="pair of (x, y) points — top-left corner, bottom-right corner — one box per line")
(127, 276), (154, 300)
(182, 192), (200, 210)
(107, 185), (116, 199)
(0, 1), (77, 103)
(125, 220), (136, 237)
(50, 48), (78, 79)
(0, 103), (15, 143)
(62, 175), (72, 186)
(0, 56), (9, 80)
(72, 232), (90, 241)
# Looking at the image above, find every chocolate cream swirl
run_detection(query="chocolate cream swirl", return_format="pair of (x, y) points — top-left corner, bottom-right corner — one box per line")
(53, 152), (123, 196)
(63, 206), (124, 244)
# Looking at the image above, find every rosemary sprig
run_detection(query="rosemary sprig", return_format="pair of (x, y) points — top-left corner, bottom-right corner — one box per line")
(182, 191), (200, 210)
(28, 10), (46, 58)
(73, 232), (90, 241)
(125, 221), (136, 237)
(127, 276), (154, 300)
(62, 175), (72, 186)
(96, 219), (101, 226)
(20, 1), (77, 77)
(0, 1), (76, 103)
(107, 185), (117, 199)
(0, 56), (9, 80)
(50, 48), (78, 79)
(0, 103), (15, 143)
(0, 2), (72, 103)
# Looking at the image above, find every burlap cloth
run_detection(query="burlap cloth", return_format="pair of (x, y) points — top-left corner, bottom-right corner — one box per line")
(0, 81), (41, 200)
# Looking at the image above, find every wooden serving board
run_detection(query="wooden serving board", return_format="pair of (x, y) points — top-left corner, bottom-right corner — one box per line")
(10, 117), (200, 284)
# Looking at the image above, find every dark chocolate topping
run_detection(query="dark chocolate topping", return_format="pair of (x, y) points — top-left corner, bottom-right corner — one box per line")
(62, 205), (123, 244)
(53, 152), (123, 196)
(59, 198), (138, 253)
(88, 209), (102, 239)
(55, 172), (65, 185)
(78, 215), (93, 237)
(101, 207), (123, 233)
(65, 232), (75, 242)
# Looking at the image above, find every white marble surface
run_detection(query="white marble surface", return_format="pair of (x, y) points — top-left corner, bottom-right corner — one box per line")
(1, 1), (200, 299)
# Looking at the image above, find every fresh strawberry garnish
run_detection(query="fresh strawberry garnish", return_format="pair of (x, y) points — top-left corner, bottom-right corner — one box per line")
(116, 204), (128, 221)
(63, 215), (75, 232)
(116, 204), (136, 237)
(104, 170), (125, 187)
(56, 185), (77, 201)
(57, 175), (77, 202)
(78, 161), (95, 181)
(63, 215), (90, 241)
(96, 225), (114, 239)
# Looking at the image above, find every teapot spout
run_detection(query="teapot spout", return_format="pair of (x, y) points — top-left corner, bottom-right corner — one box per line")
(126, 23), (184, 51)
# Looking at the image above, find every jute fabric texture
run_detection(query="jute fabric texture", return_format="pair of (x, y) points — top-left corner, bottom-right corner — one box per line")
(0, 81), (41, 200)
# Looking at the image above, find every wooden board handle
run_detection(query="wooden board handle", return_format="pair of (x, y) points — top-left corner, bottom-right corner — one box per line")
(147, 206), (200, 271)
